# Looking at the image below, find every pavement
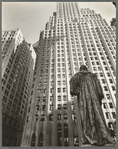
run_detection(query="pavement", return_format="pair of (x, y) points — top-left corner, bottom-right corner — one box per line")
(81, 144), (116, 147)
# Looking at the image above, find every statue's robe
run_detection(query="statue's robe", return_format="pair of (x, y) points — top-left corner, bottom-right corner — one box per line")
(70, 71), (114, 145)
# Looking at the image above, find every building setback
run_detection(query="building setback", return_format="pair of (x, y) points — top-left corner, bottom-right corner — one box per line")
(21, 2), (116, 147)
(2, 28), (36, 146)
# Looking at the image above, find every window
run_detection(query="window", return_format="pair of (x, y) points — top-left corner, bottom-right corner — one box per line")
(57, 63), (60, 67)
(58, 104), (61, 110)
(64, 137), (69, 146)
(50, 96), (53, 101)
(63, 114), (68, 120)
(106, 94), (110, 99)
(3, 73), (8, 79)
(109, 103), (113, 108)
(58, 114), (61, 120)
(57, 74), (61, 78)
(14, 98), (17, 103)
(10, 94), (13, 99)
(58, 81), (61, 85)
(58, 88), (61, 92)
(8, 79), (12, 84)
(63, 88), (66, 92)
(62, 80), (66, 85)
(64, 123), (68, 138)
(101, 79), (106, 84)
(71, 104), (75, 110)
(105, 67), (108, 70)
(104, 86), (108, 91)
(103, 62), (106, 65)
(63, 104), (67, 110)
(5, 90), (9, 96)
(49, 114), (53, 121)
(74, 137), (79, 146)
(34, 115), (38, 121)
(72, 113), (76, 120)
(112, 112), (116, 118)
(6, 107), (10, 114)
(3, 96), (7, 102)
(21, 104), (24, 109)
(63, 96), (66, 101)
(8, 100), (12, 106)
(58, 96), (61, 101)
(42, 105), (46, 111)
(50, 105), (53, 111)
(62, 74), (65, 78)
(106, 112), (111, 119)
(2, 79), (6, 85)
(32, 84), (34, 88)
(103, 103), (108, 109)
(28, 107), (31, 112)
(36, 105), (40, 111)
(109, 79), (113, 83)
(31, 91), (33, 95)
(57, 131), (62, 146)
(99, 73), (103, 77)
(38, 133), (43, 146)
(11, 88), (15, 94)
(112, 86), (115, 91)
(107, 73), (111, 77)
(41, 115), (45, 121)
(6, 68), (9, 73)
(31, 133), (36, 146)
(50, 88), (54, 93)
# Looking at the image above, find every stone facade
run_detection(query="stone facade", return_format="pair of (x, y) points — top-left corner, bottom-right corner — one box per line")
(2, 29), (36, 146)
(21, 2), (116, 147)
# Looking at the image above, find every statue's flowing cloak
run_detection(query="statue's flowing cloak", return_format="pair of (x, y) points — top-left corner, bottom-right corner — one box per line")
(70, 71), (113, 144)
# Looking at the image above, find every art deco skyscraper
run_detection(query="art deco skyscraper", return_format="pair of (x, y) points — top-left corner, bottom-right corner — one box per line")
(2, 28), (36, 146)
(21, 2), (116, 147)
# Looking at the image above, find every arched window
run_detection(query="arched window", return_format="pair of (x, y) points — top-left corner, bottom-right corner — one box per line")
(64, 123), (69, 146)
(31, 133), (36, 146)
(57, 123), (62, 146)
(38, 133), (43, 146)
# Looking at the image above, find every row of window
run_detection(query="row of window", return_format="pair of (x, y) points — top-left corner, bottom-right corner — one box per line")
(105, 112), (116, 119)
(27, 112), (76, 123)
(3, 115), (23, 130)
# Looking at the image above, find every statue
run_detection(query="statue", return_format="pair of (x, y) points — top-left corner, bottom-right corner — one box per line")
(70, 65), (115, 146)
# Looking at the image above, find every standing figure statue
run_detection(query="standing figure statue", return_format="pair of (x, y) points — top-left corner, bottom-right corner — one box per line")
(70, 65), (115, 146)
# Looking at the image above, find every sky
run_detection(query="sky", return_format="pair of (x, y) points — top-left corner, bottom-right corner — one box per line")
(2, 2), (116, 45)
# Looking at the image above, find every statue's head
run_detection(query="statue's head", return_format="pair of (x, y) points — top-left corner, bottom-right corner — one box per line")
(80, 65), (88, 71)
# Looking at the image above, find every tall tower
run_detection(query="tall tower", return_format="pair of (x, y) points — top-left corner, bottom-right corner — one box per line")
(21, 2), (116, 147)
(2, 29), (36, 146)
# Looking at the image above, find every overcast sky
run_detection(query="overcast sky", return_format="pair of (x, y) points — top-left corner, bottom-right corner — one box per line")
(2, 2), (116, 45)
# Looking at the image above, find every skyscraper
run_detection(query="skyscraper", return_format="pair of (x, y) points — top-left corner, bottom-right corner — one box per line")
(21, 2), (116, 147)
(2, 28), (36, 146)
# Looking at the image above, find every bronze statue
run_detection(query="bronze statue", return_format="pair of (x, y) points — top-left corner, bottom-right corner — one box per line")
(70, 65), (115, 146)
